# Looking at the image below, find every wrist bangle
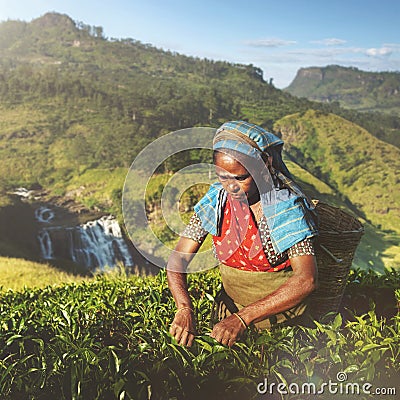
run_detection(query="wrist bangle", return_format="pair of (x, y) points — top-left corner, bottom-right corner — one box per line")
(232, 312), (248, 329)
(176, 306), (194, 313)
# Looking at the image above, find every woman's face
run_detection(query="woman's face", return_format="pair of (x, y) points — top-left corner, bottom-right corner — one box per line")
(214, 152), (259, 202)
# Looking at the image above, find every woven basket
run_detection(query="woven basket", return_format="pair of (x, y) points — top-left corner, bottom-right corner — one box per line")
(309, 201), (364, 319)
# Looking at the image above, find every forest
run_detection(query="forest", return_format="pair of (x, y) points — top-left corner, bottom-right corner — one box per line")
(1, 13), (400, 191)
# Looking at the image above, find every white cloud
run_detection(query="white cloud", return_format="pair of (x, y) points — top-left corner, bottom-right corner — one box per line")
(365, 47), (393, 57)
(310, 38), (347, 46)
(244, 38), (297, 48)
(383, 43), (400, 49)
(285, 47), (362, 58)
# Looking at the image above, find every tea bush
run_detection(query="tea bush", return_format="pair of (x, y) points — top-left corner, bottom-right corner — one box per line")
(0, 268), (398, 399)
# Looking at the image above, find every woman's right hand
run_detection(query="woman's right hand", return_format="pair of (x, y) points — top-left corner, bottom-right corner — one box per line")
(169, 308), (197, 347)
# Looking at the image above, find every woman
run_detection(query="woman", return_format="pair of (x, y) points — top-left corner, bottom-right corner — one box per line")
(167, 121), (318, 347)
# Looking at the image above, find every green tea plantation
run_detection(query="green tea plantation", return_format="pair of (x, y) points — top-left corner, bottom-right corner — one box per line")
(0, 268), (398, 400)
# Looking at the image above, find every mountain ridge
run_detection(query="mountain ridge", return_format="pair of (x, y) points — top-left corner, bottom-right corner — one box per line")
(285, 65), (400, 116)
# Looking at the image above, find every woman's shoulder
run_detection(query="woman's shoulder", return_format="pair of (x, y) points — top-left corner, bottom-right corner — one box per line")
(287, 238), (315, 258)
(180, 212), (208, 244)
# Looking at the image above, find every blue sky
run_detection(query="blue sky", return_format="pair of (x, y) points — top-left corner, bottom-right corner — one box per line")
(1, 0), (399, 87)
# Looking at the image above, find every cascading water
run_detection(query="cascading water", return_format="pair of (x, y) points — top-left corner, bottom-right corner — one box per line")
(36, 206), (55, 260)
(35, 205), (134, 270)
(67, 216), (134, 269)
(38, 229), (54, 260)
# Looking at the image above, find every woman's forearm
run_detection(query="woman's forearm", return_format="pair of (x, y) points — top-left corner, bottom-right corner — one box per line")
(238, 272), (316, 325)
(166, 237), (202, 347)
(166, 237), (203, 309)
(167, 269), (193, 308)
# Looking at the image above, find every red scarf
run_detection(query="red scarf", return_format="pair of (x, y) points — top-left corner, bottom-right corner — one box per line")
(212, 197), (291, 272)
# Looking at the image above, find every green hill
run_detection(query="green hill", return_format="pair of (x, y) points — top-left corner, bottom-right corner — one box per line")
(0, 13), (399, 271)
(275, 110), (400, 232)
(0, 13), (304, 190)
(275, 110), (400, 268)
(285, 65), (400, 116)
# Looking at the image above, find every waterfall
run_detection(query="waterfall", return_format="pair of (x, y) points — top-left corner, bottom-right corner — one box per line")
(38, 229), (54, 260)
(67, 216), (134, 270)
(36, 208), (134, 270)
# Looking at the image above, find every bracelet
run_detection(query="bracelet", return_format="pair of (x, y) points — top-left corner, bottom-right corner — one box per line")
(176, 306), (194, 313)
(232, 312), (248, 329)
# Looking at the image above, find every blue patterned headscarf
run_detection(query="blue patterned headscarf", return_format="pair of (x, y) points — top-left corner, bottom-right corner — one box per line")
(194, 121), (318, 254)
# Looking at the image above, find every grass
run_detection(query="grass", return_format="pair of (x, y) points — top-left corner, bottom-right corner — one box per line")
(59, 167), (128, 213)
(0, 257), (90, 291)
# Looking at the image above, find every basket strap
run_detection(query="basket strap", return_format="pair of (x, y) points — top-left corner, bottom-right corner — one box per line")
(317, 244), (343, 263)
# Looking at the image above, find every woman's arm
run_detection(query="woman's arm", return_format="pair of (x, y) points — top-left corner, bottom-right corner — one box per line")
(210, 254), (317, 346)
(167, 236), (203, 347)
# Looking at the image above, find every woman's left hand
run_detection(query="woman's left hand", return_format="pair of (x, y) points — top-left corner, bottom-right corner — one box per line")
(210, 313), (247, 347)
